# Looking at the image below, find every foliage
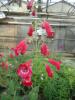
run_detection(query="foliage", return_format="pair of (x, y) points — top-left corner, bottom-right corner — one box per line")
(0, 42), (75, 100)
(0, 44), (62, 100)
(43, 68), (70, 100)
(28, 86), (39, 100)
(62, 63), (75, 99)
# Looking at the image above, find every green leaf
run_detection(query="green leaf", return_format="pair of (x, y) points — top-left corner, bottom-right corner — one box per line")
(7, 80), (15, 95)
(28, 86), (39, 100)
(0, 76), (7, 88)
(13, 96), (24, 100)
(1, 94), (11, 100)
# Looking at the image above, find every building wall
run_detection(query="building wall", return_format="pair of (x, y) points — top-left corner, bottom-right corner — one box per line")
(49, 26), (75, 53)
(47, 26), (66, 52)
(64, 27), (75, 53)
(0, 23), (75, 53)
(0, 24), (29, 51)
(0, 25), (17, 51)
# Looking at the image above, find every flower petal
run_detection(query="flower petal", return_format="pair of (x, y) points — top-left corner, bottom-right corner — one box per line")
(48, 59), (61, 71)
(46, 64), (53, 78)
(40, 43), (50, 56)
(22, 80), (32, 87)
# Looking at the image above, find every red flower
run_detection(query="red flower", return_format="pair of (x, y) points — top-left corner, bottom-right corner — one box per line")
(1, 62), (5, 67)
(27, 0), (34, 10)
(22, 79), (32, 87)
(32, 10), (36, 16)
(46, 29), (55, 38)
(46, 64), (53, 78)
(0, 52), (4, 58)
(40, 43), (50, 56)
(1, 62), (8, 70)
(27, 25), (34, 36)
(24, 59), (32, 67)
(5, 63), (8, 70)
(14, 40), (28, 56)
(9, 53), (14, 58)
(48, 59), (61, 71)
(57, 61), (62, 65)
(41, 20), (55, 38)
(17, 59), (32, 79)
(23, 75), (31, 82)
(17, 60), (33, 87)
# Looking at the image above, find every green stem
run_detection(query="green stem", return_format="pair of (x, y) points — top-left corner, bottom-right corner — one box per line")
(13, 90), (16, 100)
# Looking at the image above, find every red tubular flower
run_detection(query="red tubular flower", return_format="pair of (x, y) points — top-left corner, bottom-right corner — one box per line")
(5, 63), (8, 70)
(14, 40), (28, 56)
(23, 75), (31, 82)
(0, 52), (4, 58)
(32, 10), (36, 16)
(57, 61), (62, 65)
(41, 20), (55, 38)
(24, 59), (32, 67)
(46, 64), (53, 78)
(1, 62), (8, 70)
(27, 25), (34, 36)
(22, 80), (32, 87)
(17, 60), (33, 87)
(9, 53), (14, 58)
(17, 59), (32, 79)
(46, 28), (55, 38)
(27, 0), (34, 10)
(1, 62), (5, 67)
(40, 43), (50, 56)
(48, 59), (61, 71)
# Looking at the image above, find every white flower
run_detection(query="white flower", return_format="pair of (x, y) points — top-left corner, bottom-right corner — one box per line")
(41, 77), (43, 80)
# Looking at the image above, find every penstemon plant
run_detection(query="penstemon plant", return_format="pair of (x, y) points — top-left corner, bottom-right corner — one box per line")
(0, 0), (62, 100)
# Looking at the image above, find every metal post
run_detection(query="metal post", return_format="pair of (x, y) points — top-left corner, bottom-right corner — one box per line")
(46, 0), (50, 19)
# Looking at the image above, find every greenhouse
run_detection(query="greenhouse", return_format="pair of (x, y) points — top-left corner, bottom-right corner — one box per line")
(0, 0), (75, 100)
